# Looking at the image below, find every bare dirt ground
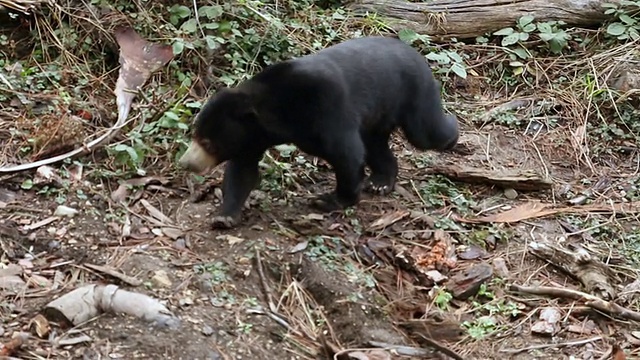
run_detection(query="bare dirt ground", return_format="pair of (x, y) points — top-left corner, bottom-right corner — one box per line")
(3, 120), (639, 359)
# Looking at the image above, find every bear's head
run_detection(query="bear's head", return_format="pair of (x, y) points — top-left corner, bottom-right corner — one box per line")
(178, 88), (260, 175)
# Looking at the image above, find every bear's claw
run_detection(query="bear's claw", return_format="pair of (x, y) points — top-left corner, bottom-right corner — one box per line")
(211, 215), (238, 229)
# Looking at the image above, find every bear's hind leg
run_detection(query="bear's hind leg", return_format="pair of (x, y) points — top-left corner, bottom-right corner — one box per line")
(213, 154), (262, 229)
(311, 133), (366, 212)
(363, 132), (398, 195)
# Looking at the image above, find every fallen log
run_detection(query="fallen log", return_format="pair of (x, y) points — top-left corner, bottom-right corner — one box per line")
(346, 0), (619, 40)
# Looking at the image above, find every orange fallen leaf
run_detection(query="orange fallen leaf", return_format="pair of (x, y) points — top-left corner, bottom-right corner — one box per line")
(612, 343), (626, 360)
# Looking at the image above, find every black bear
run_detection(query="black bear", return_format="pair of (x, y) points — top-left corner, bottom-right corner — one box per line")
(178, 36), (459, 229)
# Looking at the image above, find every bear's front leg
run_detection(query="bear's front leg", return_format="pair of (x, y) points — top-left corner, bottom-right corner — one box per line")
(311, 134), (366, 212)
(212, 155), (261, 229)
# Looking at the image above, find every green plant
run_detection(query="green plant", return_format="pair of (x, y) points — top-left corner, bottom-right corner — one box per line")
(398, 29), (468, 79)
(604, 1), (640, 40)
(418, 175), (476, 213)
(433, 287), (453, 310)
(492, 16), (572, 75)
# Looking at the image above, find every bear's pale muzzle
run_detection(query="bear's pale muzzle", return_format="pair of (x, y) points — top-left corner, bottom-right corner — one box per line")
(178, 140), (219, 175)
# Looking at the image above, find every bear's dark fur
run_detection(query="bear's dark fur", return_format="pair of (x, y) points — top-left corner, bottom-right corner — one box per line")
(179, 36), (459, 229)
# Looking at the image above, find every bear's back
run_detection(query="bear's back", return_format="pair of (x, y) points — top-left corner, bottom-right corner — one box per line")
(241, 36), (439, 137)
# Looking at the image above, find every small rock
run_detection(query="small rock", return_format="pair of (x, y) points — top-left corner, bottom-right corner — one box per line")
(445, 262), (493, 299)
(28, 274), (52, 289)
(214, 187), (223, 200)
(207, 350), (222, 360)
(215, 234), (244, 245)
(485, 234), (497, 249)
(458, 245), (488, 260)
(288, 241), (308, 254)
(179, 297), (194, 306)
(173, 239), (187, 250)
(492, 257), (509, 278)
(202, 325), (215, 336)
(567, 320), (596, 334)
(424, 270), (447, 284)
(151, 228), (163, 236)
(210, 296), (225, 307)
(151, 270), (172, 288)
(54, 205), (79, 217)
(0, 275), (26, 292)
(504, 188), (518, 199)
(162, 227), (184, 240)
(401, 230), (417, 240)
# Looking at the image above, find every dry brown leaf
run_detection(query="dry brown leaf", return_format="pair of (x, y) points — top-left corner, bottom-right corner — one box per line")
(114, 26), (174, 123)
(612, 343), (626, 360)
(111, 176), (170, 203)
(29, 314), (51, 338)
(140, 199), (174, 225)
(459, 201), (640, 224)
(368, 210), (410, 231)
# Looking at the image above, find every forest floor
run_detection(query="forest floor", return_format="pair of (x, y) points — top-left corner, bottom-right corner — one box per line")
(1, 2), (640, 360)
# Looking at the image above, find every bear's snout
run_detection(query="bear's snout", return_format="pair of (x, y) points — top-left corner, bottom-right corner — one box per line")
(178, 140), (219, 175)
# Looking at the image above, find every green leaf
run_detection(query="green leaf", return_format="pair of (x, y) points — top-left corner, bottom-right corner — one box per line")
(21, 179), (33, 190)
(518, 15), (534, 27)
(501, 33), (520, 46)
(522, 23), (537, 33)
(172, 40), (185, 55)
(170, 5), (191, 18)
(200, 5), (223, 19)
(607, 22), (627, 36)
(519, 32), (530, 41)
(493, 27), (515, 36)
(549, 39), (564, 54)
(203, 22), (219, 30)
(274, 144), (297, 157)
(218, 20), (232, 33)
(181, 18), (198, 33)
(620, 14), (636, 25)
(539, 32), (555, 41)
(125, 147), (139, 163)
(205, 35), (218, 50)
(446, 51), (463, 62)
(537, 22), (551, 33)
(450, 62), (467, 79)
(164, 111), (180, 120)
(398, 28), (419, 44)
(513, 47), (530, 60)
(426, 52), (450, 64)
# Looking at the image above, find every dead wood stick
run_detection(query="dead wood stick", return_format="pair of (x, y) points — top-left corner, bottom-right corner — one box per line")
(409, 336), (465, 360)
(528, 241), (616, 300)
(367, 341), (436, 358)
(254, 250), (277, 313)
(499, 335), (603, 354)
(423, 164), (552, 191)
(509, 284), (640, 322)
